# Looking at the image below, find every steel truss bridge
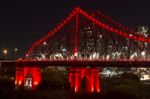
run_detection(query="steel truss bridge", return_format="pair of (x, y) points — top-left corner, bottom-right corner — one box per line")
(1, 60), (150, 67)
(2, 7), (150, 93)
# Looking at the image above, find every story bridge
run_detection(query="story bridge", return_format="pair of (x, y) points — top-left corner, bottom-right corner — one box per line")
(1, 7), (150, 93)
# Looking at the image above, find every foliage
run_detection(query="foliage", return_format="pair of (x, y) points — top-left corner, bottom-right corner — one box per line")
(38, 68), (68, 90)
(101, 72), (150, 99)
(1, 71), (150, 99)
(120, 72), (140, 81)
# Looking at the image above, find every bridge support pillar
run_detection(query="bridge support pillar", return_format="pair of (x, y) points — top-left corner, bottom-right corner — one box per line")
(68, 67), (100, 93)
(15, 66), (41, 90)
(74, 68), (81, 92)
(69, 68), (75, 89)
(94, 68), (100, 92)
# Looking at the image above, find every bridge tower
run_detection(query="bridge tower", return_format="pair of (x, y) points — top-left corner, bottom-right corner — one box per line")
(23, 7), (149, 93)
(68, 8), (100, 93)
(69, 68), (100, 93)
(15, 66), (41, 90)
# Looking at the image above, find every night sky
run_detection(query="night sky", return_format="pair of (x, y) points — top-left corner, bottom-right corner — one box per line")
(0, 0), (150, 58)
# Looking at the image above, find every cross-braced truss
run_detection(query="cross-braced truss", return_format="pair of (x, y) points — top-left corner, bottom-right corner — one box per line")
(26, 7), (150, 61)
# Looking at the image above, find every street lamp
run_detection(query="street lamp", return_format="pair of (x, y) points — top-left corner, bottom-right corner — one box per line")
(3, 49), (8, 60)
(14, 48), (18, 52)
(3, 49), (8, 54)
(14, 48), (18, 60)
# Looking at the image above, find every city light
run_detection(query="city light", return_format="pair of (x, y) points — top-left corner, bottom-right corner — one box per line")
(18, 80), (22, 85)
(43, 41), (47, 45)
(3, 49), (8, 55)
(34, 81), (38, 86)
(2, 6), (150, 96)
(26, 54), (29, 57)
(14, 48), (18, 52)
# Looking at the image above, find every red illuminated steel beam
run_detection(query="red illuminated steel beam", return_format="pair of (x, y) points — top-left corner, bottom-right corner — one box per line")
(77, 8), (150, 43)
(26, 7), (150, 57)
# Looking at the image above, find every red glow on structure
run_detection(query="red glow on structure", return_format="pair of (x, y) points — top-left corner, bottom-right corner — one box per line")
(26, 7), (78, 56)
(81, 68), (86, 79)
(15, 67), (41, 90)
(74, 68), (81, 92)
(69, 68), (100, 93)
(34, 81), (39, 86)
(26, 7), (150, 56)
(18, 80), (22, 85)
(74, 12), (79, 53)
(94, 69), (100, 92)
(78, 8), (150, 43)
(69, 73), (74, 89)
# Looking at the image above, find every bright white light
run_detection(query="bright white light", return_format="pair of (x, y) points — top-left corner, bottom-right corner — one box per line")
(92, 53), (97, 59)
(54, 53), (64, 60)
(106, 55), (110, 60)
(34, 81), (38, 86)
(62, 48), (67, 52)
(14, 48), (18, 52)
(26, 54), (29, 57)
(129, 34), (133, 36)
(141, 51), (146, 56)
(18, 80), (22, 85)
(99, 34), (102, 38)
(140, 75), (150, 81)
(112, 52), (121, 59)
(74, 53), (78, 57)
(90, 52), (99, 59)
(24, 78), (32, 88)
(43, 41), (47, 45)
(101, 68), (112, 77)
(130, 52), (137, 59)
(41, 54), (46, 60)
(106, 70), (111, 75)
(36, 57), (41, 60)
(3, 49), (8, 55)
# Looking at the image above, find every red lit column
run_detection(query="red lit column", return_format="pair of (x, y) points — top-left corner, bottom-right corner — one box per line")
(90, 68), (95, 92)
(69, 72), (74, 88)
(94, 68), (100, 92)
(15, 70), (19, 85)
(73, 12), (79, 92)
(86, 68), (94, 92)
(74, 12), (79, 53)
(15, 68), (19, 85)
(15, 66), (42, 90)
(85, 68), (100, 93)
(69, 68), (75, 90)
(31, 67), (42, 89)
(15, 67), (24, 87)
(74, 68), (81, 92)
(81, 68), (86, 79)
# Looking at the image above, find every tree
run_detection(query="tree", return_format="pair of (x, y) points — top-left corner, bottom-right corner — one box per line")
(120, 72), (140, 81)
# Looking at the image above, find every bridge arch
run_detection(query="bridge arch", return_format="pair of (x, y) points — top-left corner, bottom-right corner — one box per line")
(25, 7), (150, 61)
(16, 7), (150, 92)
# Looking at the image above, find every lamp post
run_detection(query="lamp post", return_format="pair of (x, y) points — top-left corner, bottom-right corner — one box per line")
(3, 49), (8, 60)
(14, 48), (18, 52)
(14, 48), (18, 60)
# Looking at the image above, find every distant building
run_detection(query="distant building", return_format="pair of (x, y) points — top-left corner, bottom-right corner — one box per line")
(135, 26), (150, 80)
(137, 26), (149, 37)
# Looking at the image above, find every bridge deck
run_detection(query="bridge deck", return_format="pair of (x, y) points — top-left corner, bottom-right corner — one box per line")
(0, 60), (150, 67)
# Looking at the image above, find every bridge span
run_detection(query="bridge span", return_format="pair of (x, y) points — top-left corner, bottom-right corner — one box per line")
(2, 7), (150, 93)
(1, 59), (150, 67)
